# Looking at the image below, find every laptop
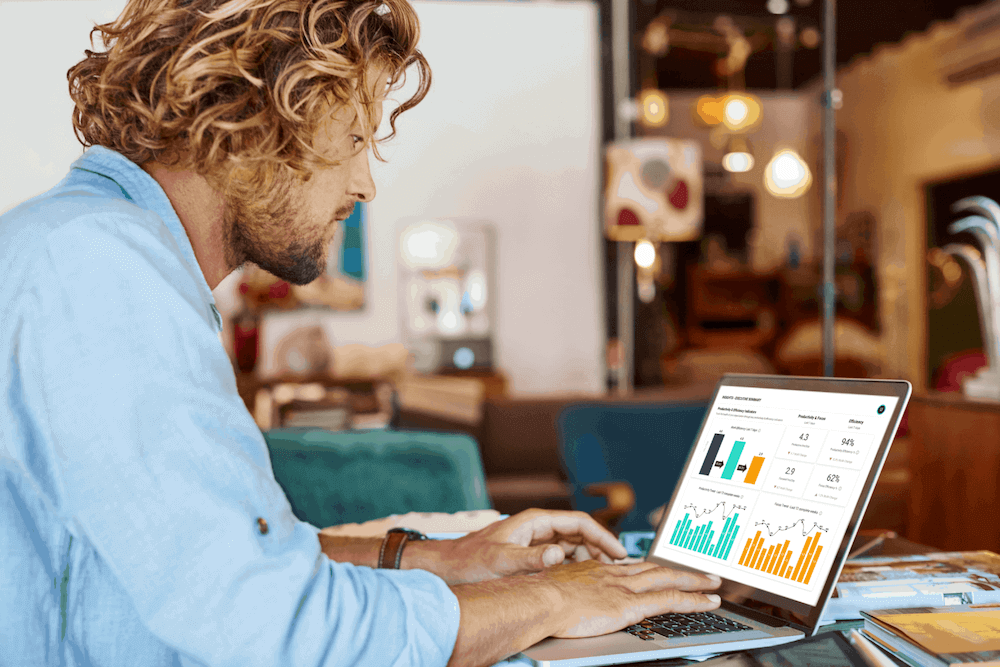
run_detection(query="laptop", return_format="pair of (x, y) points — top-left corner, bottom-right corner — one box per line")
(521, 374), (911, 667)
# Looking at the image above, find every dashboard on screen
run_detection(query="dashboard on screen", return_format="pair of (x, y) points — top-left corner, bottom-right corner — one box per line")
(650, 384), (900, 608)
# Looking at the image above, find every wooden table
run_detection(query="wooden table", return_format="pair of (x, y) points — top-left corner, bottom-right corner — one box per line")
(907, 392), (1000, 553)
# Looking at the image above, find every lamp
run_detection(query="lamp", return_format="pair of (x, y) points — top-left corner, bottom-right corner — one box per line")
(604, 138), (704, 243)
(694, 93), (762, 132)
(638, 89), (669, 128)
(634, 240), (657, 269)
(764, 148), (812, 198)
(722, 135), (754, 173)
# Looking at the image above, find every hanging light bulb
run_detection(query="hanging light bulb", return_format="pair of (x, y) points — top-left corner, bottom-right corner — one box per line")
(634, 239), (657, 269)
(720, 93), (762, 132)
(724, 98), (749, 126)
(638, 89), (669, 128)
(764, 149), (812, 198)
(722, 135), (754, 173)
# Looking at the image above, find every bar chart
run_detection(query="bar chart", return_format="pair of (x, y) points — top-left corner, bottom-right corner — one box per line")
(668, 503), (744, 560)
(698, 433), (768, 486)
(737, 527), (827, 585)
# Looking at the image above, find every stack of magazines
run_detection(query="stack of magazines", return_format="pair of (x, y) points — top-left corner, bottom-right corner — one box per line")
(861, 604), (1000, 666)
(822, 551), (1000, 622)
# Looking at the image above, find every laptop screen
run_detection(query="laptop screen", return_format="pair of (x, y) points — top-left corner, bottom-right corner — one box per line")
(647, 375), (910, 627)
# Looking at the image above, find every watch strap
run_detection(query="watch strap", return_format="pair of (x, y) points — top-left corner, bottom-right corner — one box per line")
(378, 528), (425, 569)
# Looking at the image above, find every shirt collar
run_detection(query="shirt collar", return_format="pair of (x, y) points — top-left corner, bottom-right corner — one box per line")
(70, 146), (223, 331)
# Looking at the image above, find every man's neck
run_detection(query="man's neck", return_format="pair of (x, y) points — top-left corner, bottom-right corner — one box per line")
(142, 161), (231, 290)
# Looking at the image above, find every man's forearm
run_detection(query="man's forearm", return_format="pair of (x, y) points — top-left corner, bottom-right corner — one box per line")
(447, 575), (563, 667)
(318, 534), (564, 665)
(318, 533), (453, 574)
(317, 534), (383, 567)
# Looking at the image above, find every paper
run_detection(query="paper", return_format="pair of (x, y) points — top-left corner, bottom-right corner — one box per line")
(877, 609), (1000, 655)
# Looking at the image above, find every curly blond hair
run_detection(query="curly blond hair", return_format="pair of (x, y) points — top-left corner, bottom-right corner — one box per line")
(68, 0), (430, 178)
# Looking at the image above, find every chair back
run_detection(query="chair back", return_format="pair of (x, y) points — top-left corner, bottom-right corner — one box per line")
(556, 402), (708, 532)
(263, 428), (491, 528)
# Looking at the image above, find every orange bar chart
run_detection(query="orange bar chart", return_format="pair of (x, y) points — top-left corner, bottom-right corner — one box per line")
(744, 457), (765, 485)
(737, 530), (825, 585)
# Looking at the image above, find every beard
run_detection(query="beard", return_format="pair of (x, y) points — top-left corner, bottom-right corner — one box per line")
(222, 174), (354, 286)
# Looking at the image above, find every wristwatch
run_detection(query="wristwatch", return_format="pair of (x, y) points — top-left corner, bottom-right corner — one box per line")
(378, 527), (427, 570)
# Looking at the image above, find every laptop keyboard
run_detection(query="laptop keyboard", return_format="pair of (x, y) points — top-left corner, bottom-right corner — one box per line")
(622, 612), (752, 641)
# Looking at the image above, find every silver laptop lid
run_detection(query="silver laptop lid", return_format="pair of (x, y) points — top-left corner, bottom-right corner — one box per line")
(645, 374), (911, 634)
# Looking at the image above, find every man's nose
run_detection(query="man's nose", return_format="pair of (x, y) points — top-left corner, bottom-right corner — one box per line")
(352, 151), (376, 202)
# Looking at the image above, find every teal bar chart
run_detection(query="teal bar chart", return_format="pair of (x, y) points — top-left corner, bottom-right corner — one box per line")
(668, 512), (741, 560)
(721, 441), (745, 480)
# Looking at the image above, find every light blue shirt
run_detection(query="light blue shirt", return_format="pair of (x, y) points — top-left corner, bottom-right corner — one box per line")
(0, 147), (460, 667)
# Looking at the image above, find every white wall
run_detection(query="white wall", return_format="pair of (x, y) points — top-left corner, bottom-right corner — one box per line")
(2, 0), (606, 395)
(1, 0), (125, 211)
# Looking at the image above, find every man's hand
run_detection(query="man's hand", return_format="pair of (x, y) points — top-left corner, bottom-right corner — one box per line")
(447, 559), (722, 667)
(404, 508), (629, 584)
(540, 560), (721, 637)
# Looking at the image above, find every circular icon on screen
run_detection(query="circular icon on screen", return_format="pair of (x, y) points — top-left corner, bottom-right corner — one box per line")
(877, 405), (886, 414)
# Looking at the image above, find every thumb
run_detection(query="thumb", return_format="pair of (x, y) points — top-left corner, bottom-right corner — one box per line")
(538, 544), (566, 567)
(498, 544), (565, 574)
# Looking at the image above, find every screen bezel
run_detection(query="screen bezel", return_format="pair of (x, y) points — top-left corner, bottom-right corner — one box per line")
(644, 373), (912, 633)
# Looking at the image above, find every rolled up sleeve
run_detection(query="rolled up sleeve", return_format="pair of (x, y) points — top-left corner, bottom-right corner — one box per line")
(18, 214), (460, 667)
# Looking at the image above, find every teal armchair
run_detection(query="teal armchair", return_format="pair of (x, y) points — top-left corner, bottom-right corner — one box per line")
(263, 428), (492, 528)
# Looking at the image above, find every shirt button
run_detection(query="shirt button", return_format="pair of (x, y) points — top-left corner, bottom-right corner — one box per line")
(257, 518), (269, 535)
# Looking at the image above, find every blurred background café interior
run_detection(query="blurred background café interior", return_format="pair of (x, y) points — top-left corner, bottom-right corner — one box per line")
(3, 0), (1000, 551)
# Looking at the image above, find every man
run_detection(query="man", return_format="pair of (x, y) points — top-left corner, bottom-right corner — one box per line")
(0, 0), (721, 665)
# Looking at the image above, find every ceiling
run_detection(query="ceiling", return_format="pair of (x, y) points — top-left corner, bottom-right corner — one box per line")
(637, 0), (990, 89)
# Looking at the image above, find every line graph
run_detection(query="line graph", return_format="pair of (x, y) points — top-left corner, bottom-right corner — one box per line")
(753, 518), (829, 538)
(682, 502), (747, 521)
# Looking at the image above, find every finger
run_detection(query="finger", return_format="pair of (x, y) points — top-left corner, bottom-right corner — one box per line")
(496, 544), (567, 575)
(541, 544), (566, 567)
(512, 511), (628, 559)
(628, 566), (722, 593)
(557, 539), (579, 555)
(635, 590), (722, 618)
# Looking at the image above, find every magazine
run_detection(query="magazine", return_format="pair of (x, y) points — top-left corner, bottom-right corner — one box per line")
(821, 551), (1000, 621)
(861, 604), (1000, 667)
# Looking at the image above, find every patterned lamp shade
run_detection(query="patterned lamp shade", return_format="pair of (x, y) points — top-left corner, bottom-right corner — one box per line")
(604, 138), (704, 242)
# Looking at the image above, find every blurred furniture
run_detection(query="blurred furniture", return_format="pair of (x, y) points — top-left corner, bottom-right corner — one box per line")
(772, 317), (883, 378)
(237, 373), (392, 431)
(397, 385), (718, 517)
(907, 392), (1000, 552)
(857, 434), (911, 537)
(661, 348), (775, 387)
(263, 428), (491, 528)
(394, 373), (489, 426)
(685, 267), (780, 351)
(779, 261), (878, 332)
(435, 368), (508, 399)
(556, 401), (709, 533)
(233, 343), (410, 430)
(397, 218), (497, 375)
